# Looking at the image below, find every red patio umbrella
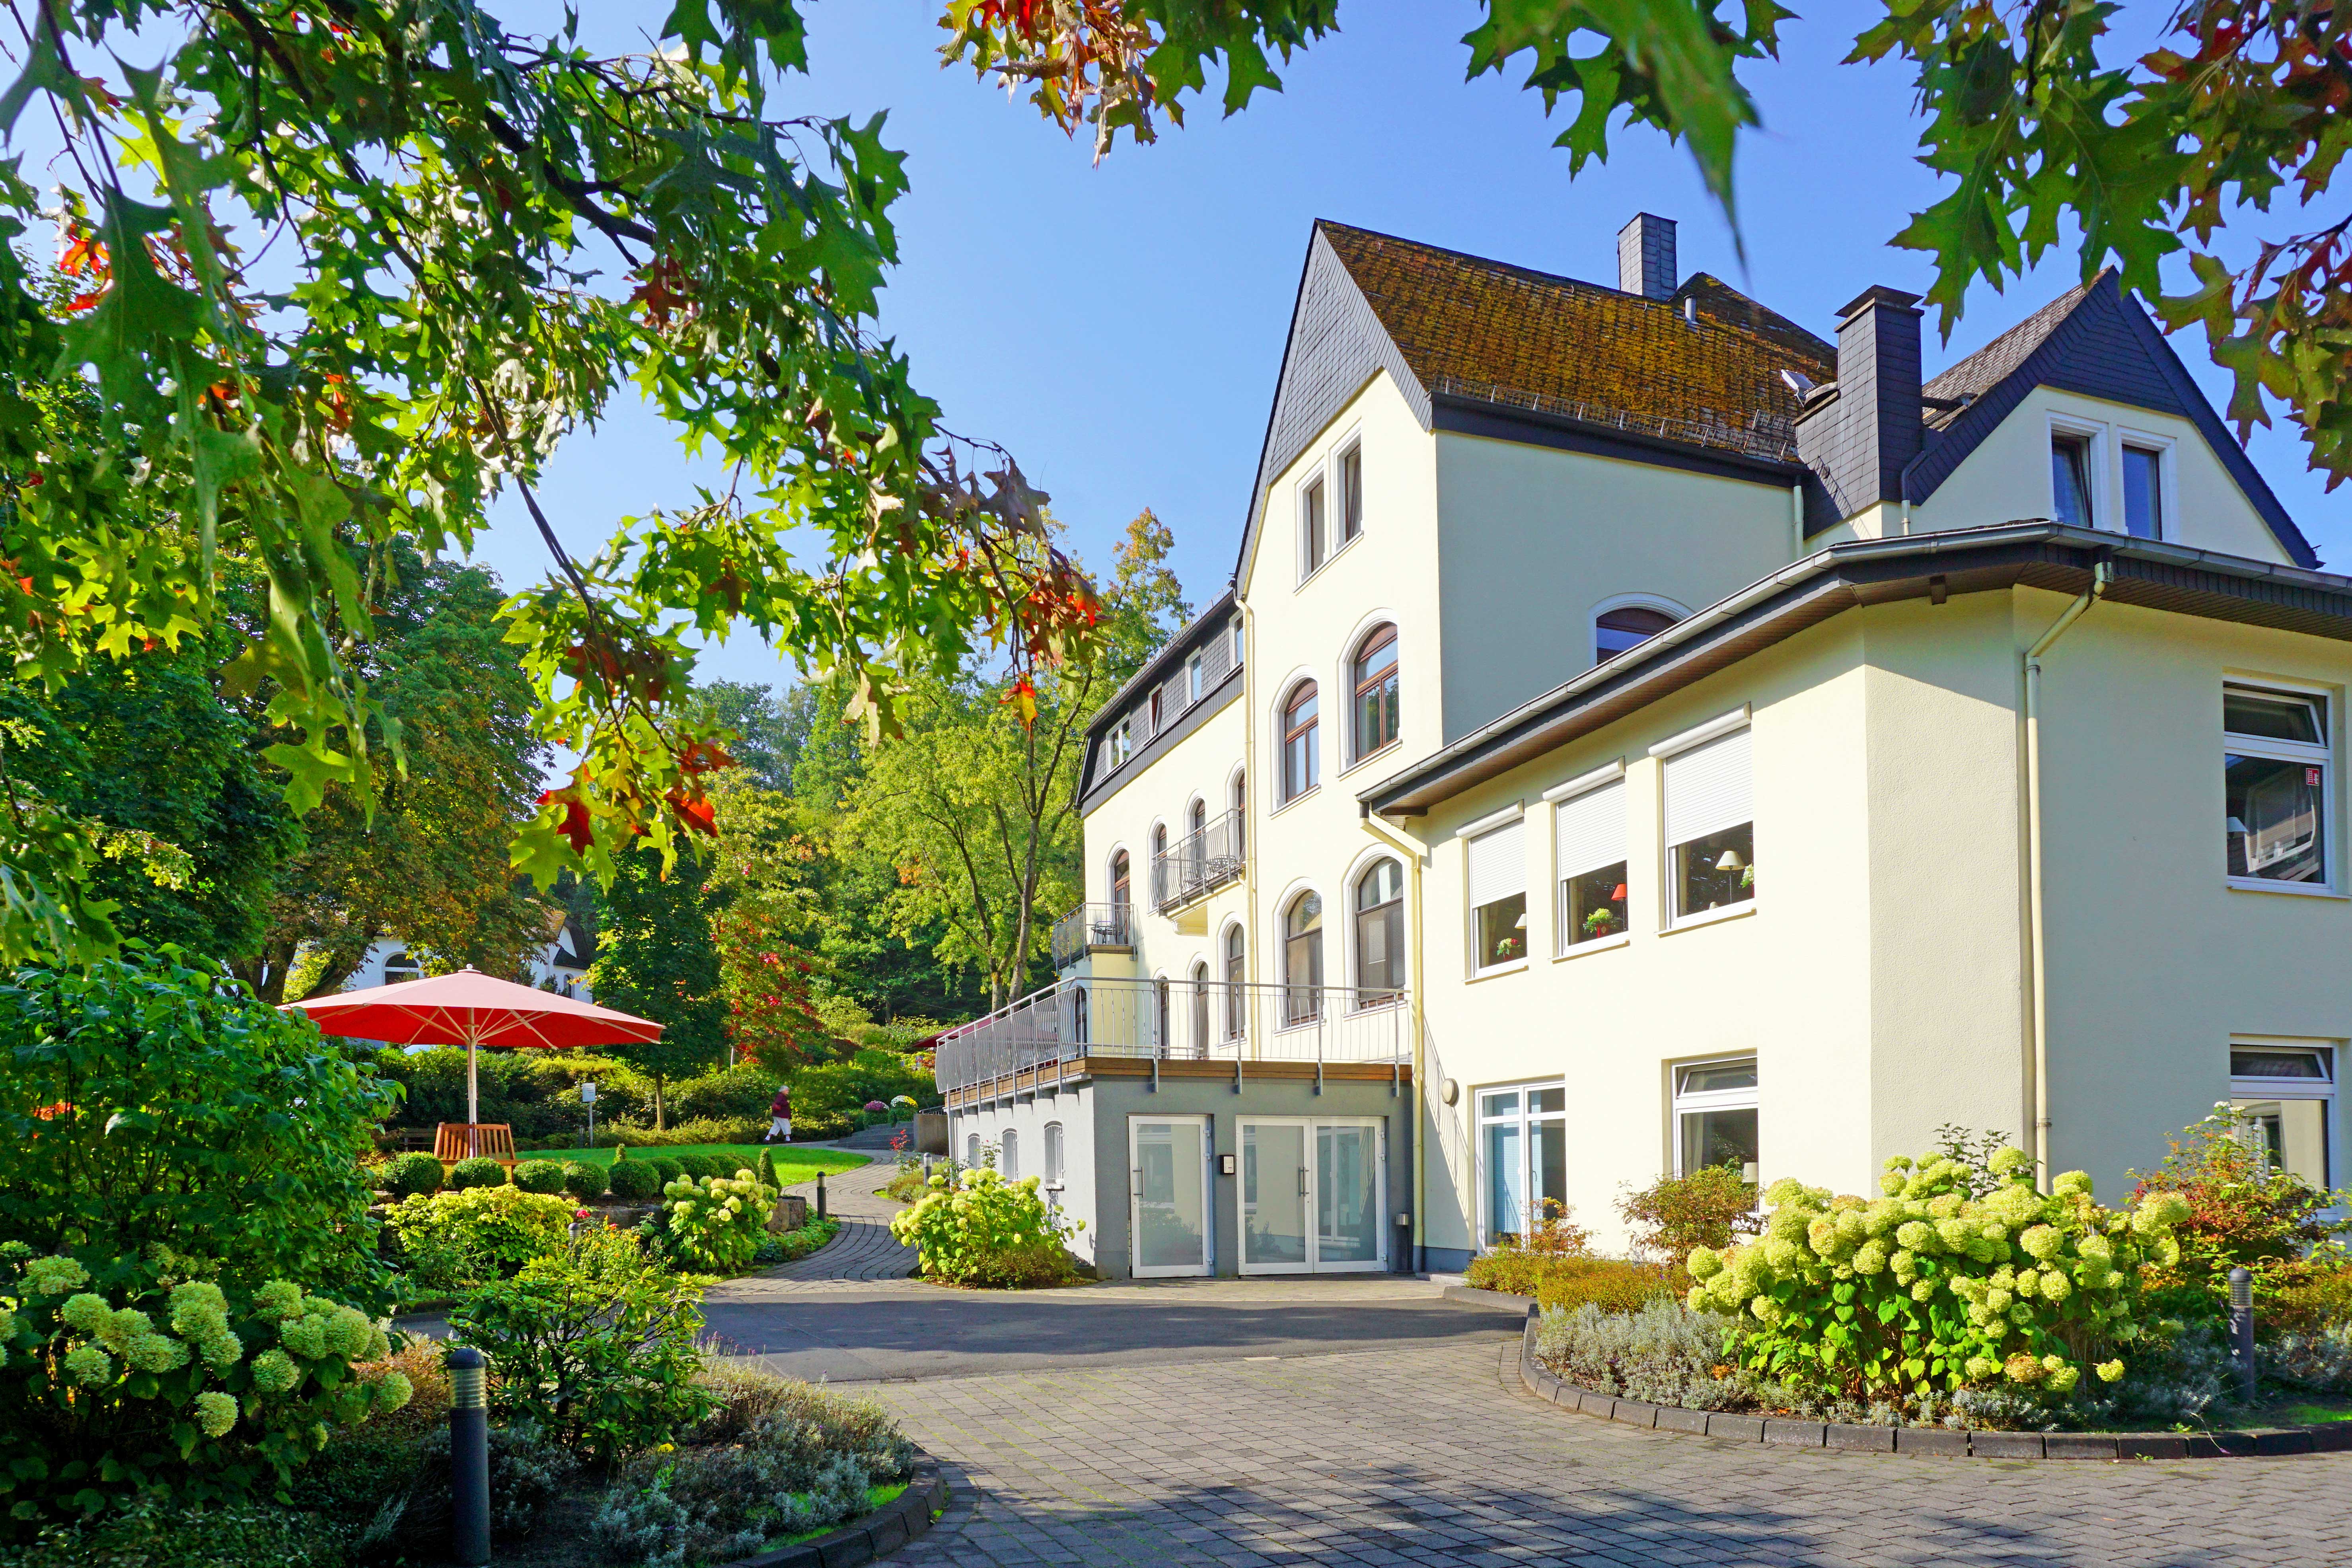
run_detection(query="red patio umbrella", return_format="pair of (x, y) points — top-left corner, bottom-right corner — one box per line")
(282, 967), (663, 1145)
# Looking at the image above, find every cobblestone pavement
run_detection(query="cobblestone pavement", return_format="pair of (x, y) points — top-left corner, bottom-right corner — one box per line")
(873, 1335), (2352, 1567)
(715, 1153), (919, 1296)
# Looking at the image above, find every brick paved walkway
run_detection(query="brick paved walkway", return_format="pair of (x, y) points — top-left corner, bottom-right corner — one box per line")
(713, 1153), (921, 1297)
(873, 1335), (2351, 1566)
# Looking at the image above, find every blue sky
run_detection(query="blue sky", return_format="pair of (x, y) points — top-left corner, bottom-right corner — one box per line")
(468, 1), (2348, 691)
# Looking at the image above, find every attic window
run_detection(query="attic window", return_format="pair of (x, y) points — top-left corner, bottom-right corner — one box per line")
(2051, 434), (2093, 528)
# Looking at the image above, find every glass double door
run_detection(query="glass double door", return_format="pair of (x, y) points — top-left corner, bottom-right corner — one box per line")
(1238, 1118), (1385, 1274)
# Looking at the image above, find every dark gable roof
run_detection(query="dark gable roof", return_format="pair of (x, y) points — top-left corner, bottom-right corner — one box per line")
(1905, 272), (2317, 568)
(1237, 222), (1834, 582)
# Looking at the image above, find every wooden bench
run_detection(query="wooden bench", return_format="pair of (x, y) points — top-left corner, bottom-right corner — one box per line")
(434, 1123), (517, 1166)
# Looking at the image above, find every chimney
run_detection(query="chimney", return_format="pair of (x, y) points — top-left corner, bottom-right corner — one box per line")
(1616, 213), (1677, 301)
(1830, 284), (1924, 505)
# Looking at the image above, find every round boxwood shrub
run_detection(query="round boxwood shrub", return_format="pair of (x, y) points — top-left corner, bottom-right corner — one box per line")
(512, 1159), (568, 1195)
(607, 1159), (660, 1202)
(447, 1157), (508, 1191)
(649, 1157), (685, 1187)
(561, 1161), (609, 1202)
(678, 1154), (728, 1182)
(381, 1151), (446, 1199)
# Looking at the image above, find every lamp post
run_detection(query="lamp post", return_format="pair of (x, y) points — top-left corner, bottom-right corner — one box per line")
(581, 1078), (597, 1150)
(2228, 1266), (2257, 1405)
(447, 1344), (489, 1566)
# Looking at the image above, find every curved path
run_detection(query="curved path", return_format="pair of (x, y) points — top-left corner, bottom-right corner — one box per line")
(711, 1152), (920, 1298)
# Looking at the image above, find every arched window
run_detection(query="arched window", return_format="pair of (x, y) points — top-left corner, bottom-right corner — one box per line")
(1351, 626), (1400, 759)
(1189, 797), (1206, 838)
(966, 1133), (980, 1168)
(1189, 960), (1210, 1056)
(1281, 683), (1320, 801)
(1002, 1128), (1020, 1180)
(1044, 1122), (1065, 1204)
(1155, 974), (1170, 1051)
(382, 950), (421, 985)
(1283, 892), (1324, 1025)
(1110, 850), (1130, 914)
(1231, 769), (1247, 855)
(1149, 825), (1168, 908)
(1355, 859), (1405, 999)
(1223, 923), (1246, 1040)
(1595, 605), (1680, 664)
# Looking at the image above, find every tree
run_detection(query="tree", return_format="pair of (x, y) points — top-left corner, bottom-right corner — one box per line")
(835, 511), (1188, 1008)
(233, 548), (549, 1003)
(689, 682), (810, 794)
(0, 3), (1100, 967)
(586, 843), (726, 1129)
(945, 3), (2352, 486)
(704, 767), (832, 1075)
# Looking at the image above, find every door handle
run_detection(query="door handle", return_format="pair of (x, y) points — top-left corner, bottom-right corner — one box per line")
(1297, 1167), (1308, 1196)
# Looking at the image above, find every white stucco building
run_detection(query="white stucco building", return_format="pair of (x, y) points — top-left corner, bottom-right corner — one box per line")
(938, 214), (2344, 1279)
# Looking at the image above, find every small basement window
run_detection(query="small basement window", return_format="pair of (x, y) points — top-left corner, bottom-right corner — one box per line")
(2229, 1045), (2333, 1190)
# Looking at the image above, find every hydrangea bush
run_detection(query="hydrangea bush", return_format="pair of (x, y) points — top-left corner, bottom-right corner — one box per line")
(890, 1167), (1082, 1288)
(654, 1171), (777, 1274)
(1685, 1147), (2190, 1405)
(387, 1186), (576, 1293)
(0, 1245), (411, 1524)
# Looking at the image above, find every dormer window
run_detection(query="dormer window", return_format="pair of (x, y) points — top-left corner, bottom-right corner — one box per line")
(1149, 688), (1163, 735)
(2122, 444), (2164, 539)
(1300, 473), (1328, 578)
(2051, 433), (2093, 528)
(1187, 650), (1204, 703)
(1107, 719), (1133, 769)
(1595, 605), (1679, 665)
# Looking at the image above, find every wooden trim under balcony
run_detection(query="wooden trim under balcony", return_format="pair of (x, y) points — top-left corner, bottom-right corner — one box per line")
(942, 1056), (1412, 1110)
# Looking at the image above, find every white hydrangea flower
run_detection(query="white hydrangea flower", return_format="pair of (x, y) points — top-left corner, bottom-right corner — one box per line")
(194, 1390), (239, 1438)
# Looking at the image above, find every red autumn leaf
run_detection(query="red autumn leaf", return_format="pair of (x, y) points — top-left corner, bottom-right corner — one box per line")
(539, 789), (594, 853)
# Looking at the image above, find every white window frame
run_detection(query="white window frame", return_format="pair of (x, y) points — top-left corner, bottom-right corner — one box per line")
(1232, 1114), (1388, 1274)
(2048, 413), (2105, 530)
(1001, 1127), (1020, 1181)
(1671, 1056), (1760, 1181)
(1107, 718), (1133, 770)
(1548, 760), (1629, 957)
(1461, 804), (1529, 976)
(1474, 1079), (1567, 1249)
(2116, 426), (2177, 543)
(1334, 435), (1365, 549)
(1297, 465), (1329, 584)
(2223, 678), (2336, 896)
(1043, 1121), (1066, 1207)
(1653, 709), (1755, 931)
(1186, 649), (1205, 704)
(2228, 1037), (2337, 1200)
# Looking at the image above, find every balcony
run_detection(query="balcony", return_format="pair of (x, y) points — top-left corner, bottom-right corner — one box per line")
(934, 974), (1412, 1101)
(1151, 808), (1246, 914)
(1049, 902), (1135, 970)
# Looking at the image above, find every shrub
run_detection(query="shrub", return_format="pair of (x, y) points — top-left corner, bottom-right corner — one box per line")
(512, 1160), (568, 1195)
(1466, 1252), (1674, 1313)
(591, 1373), (913, 1567)
(0, 1250), (411, 1526)
(669, 1063), (785, 1125)
(755, 1149), (780, 1188)
(586, 1117), (769, 1149)
(890, 1168), (1082, 1288)
(607, 1160), (661, 1202)
(655, 1173), (780, 1274)
(0, 952), (395, 1308)
(386, 1187), (574, 1293)
(751, 1215), (838, 1268)
(299, 1342), (450, 1537)
(2262, 1323), (2352, 1393)
(788, 1050), (934, 1123)
(448, 1227), (713, 1467)
(2131, 1106), (2352, 1324)
(882, 1167), (929, 1205)
(0, 1498), (348, 1568)
(1618, 1163), (1763, 1264)
(649, 1157), (685, 1187)
(562, 1162), (610, 1202)
(789, 1110), (849, 1141)
(1535, 1298), (1756, 1411)
(1686, 1146), (2188, 1407)
(446, 1157), (508, 1191)
(378, 1153), (444, 1200)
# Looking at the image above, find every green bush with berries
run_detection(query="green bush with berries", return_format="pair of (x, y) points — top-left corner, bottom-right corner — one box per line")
(1685, 1145), (2190, 1408)
(0, 1246), (413, 1526)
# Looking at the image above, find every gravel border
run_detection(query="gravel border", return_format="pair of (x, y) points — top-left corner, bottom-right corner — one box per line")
(1514, 1305), (2352, 1460)
(716, 1456), (948, 1566)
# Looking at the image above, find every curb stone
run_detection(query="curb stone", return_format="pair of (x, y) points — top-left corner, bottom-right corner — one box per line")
(717, 1457), (946, 1567)
(1515, 1306), (2352, 1461)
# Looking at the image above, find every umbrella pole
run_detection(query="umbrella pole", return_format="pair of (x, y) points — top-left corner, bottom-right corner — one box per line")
(466, 1032), (480, 1158)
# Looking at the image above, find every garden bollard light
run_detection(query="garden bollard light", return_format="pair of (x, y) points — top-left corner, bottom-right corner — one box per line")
(2229, 1266), (2256, 1405)
(448, 1344), (490, 1567)
(816, 1169), (828, 1218)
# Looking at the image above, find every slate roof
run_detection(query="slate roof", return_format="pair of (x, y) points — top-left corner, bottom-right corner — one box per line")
(1921, 280), (2095, 430)
(1317, 223), (1832, 466)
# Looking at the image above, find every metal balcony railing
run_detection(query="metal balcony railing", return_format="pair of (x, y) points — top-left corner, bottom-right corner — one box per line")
(933, 975), (1411, 1096)
(1049, 902), (1135, 970)
(1151, 808), (1246, 913)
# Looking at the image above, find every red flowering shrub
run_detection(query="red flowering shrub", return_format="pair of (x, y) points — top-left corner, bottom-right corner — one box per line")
(2131, 1107), (2351, 1330)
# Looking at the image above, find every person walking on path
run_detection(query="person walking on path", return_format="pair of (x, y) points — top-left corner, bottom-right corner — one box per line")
(765, 1085), (792, 1143)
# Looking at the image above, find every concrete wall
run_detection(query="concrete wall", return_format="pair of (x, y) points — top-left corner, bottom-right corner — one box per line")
(945, 1088), (1101, 1272)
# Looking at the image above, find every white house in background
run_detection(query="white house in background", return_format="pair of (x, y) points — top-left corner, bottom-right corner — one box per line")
(341, 908), (594, 999)
(938, 212), (2347, 1280)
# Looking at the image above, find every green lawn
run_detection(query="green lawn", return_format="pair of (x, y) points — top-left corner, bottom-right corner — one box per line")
(565, 1143), (869, 1186)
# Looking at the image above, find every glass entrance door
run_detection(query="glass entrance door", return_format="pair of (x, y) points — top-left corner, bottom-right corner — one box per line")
(1130, 1116), (1211, 1277)
(1242, 1122), (1308, 1268)
(1236, 1118), (1386, 1274)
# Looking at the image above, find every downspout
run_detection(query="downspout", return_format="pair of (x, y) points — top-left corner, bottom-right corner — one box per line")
(1240, 596), (1260, 995)
(1362, 808), (1429, 1274)
(1789, 484), (1804, 561)
(2023, 557), (2111, 1191)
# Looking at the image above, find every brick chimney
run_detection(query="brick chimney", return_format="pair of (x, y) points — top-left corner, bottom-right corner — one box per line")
(1616, 214), (1677, 301)
(1798, 284), (1924, 520)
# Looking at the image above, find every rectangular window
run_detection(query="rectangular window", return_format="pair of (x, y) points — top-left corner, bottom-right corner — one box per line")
(1149, 688), (1162, 735)
(2225, 684), (2329, 886)
(1108, 719), (1132, 769)
(1478, 1083), (1566, 1246)
(2051, 433), (2093, 528)
(1663, 727), (1754, 922)
(1555, 777), (1628, 949)
(2229, 1044), (2334, 1190)
(1674, 1059), (1759, 1180)
(1338, 444), (1363, 543)
(1301, 474), (1327, 577)
(1466, 817), (1528, 970)
(2122, 444), (2163, 540)
(1187, 651), (1204, 703)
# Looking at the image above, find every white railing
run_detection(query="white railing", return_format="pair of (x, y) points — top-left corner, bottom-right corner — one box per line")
(934, 975), (1412, 1095)
(1151, 808), (1246, 912)
(1049, 903), (1135, 969)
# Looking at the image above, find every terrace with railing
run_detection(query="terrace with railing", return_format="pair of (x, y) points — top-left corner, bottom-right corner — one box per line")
(934, 974), (1411, 1102)
(1151, 808), (1246, 913)
(1049, 902), (1135, 970)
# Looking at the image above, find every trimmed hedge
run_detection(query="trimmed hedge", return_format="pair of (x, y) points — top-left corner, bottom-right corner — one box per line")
(381, 1151), (445, 1199)
(512, 1159), (568, 1195)
(1466, 1253), (1679, 1314)
(607, 1159), (661, 1202)
(561, 1161), (609, 1202)
(447, 1157), (508, 1191)
(649, 1157), (685, 1187)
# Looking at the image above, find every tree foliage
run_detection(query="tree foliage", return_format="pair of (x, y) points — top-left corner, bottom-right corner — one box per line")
(0, 0), (1101, 966)
(586, 843), (726, 1128)
(703, 768), (831, 1075)
(949, 1), (2352, 485)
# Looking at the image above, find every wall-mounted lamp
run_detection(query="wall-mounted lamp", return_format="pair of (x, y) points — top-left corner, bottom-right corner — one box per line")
(1441, 1078), (1460, 1106)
